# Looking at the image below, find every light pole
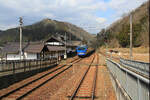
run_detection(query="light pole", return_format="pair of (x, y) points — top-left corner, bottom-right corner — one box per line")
(19, 17), (23, 60)
(64, 32), (67, 59)
(130, 14), (133, 59)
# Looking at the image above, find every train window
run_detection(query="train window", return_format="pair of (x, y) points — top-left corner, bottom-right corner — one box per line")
(78, 47), (86, 50)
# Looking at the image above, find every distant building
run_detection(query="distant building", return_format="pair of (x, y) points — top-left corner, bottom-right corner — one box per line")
(1, 36), (81, 60)
(2, 42), (45, 60)
(24, 43), (45, 59)
(44, 36), (78, 54)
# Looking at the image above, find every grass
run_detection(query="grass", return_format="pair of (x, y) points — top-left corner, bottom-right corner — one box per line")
(100, 46), (149, 53)
(99, 47), (149, 62)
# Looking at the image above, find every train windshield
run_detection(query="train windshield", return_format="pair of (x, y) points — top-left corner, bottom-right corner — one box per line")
(78, 47), (86, 50)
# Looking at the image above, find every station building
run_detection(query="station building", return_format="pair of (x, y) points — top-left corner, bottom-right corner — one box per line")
(1, 36), (80, 60)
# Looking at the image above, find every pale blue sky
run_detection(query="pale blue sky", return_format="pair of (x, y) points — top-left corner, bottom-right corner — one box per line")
(0, 0), (148, 34)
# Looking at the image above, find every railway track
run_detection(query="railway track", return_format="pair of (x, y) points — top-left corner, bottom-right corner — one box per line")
(0, 57), (82, 100)
(69, 53), (98, 100)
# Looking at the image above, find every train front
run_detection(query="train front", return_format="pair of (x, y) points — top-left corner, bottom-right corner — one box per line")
(76, 45), (87, 57)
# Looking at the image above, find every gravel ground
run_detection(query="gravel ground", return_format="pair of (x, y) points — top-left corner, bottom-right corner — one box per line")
(46, 53), (116, 100)
(0, 53), (117, 100)
(50, 65), (88, 100)
(95, 66), (116, 100)
(0, 57), (77, 99)
(23, 55), (92, 100)
(43, 54), (95, 100)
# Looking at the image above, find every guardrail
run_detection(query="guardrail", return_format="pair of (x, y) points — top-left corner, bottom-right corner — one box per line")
(120, 58), (149, 76)
(106, 58), (149, 100)
(0, 58), (57, 76)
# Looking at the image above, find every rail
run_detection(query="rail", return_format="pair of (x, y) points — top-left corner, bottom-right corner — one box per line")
(91, 61), (98, 100)
(0, 58), (57, 76)
(120, 58), (149, 76)
(0, 58), (82, 99)
(106, 58), (149, 100)
(70, 55), (95, 100)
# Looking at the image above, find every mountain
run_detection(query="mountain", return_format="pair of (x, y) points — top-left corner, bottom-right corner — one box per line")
(97, 1), (149, 47)
(0, 19), (93, 45)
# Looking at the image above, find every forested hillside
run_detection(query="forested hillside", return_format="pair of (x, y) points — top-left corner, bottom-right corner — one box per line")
(97, 1), (149, 48)
(0, 19), (93, 46)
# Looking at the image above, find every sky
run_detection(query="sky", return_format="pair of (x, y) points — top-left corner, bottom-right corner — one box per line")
(0, 0), (148, 34)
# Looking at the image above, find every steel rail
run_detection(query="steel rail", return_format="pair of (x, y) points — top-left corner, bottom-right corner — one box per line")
(91, 54), (98, 100)
(70, 55), (95, 100)
(0, 58), (81, 100)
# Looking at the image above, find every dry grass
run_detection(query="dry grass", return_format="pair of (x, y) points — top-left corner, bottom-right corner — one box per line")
(100, 46), (149, 53)
(99, 47), (149, 63)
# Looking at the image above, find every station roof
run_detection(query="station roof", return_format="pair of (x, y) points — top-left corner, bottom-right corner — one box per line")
(45, 36), (65, 45)
(2, 42), (44, 54)
(2, 42), (66, 54)
(47, 46), (65, 51)
(2, 42), (28, 54)
(24, 44), (45, 53)
(45, 36), (78, 47)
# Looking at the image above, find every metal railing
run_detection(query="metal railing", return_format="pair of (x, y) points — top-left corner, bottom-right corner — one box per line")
(0, 58), (57, 76)
(120, 58), (149, 76)
(106, 58), (149, 100)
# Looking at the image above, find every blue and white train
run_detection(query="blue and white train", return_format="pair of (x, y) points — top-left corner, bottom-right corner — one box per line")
(76, 45), (88, 57)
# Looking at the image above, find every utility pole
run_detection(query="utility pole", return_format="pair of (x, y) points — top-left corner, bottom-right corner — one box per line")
(70, 32), (72, 43)
(64, 32), (67, 59)
(19, 17), (23, 60)
(130, 14), (133, 59)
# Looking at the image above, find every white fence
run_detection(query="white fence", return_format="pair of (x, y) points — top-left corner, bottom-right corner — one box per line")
(106, 58), (149, 100)
(120, 58), (149, 76)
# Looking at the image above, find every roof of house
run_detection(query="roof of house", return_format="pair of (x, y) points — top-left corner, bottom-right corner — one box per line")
(45, 36), (65, 44)
(47, 46), (65, 51)
(2, 41), (66, 54)
(24, 44), (45, 53)
(2, 42), (45, 54)
(2, 42), (28, 53)
(45, 36), (77, 47)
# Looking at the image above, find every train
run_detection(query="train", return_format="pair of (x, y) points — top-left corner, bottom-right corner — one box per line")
(76, 45), (88, 57)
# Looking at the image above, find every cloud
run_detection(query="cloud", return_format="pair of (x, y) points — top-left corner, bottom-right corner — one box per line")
(0, 0), (148, 33)
(108, 0), (148, 18)
(43, 13), (55, 19)
(0, 23), (17, 30)
(96, 17), (107, 23)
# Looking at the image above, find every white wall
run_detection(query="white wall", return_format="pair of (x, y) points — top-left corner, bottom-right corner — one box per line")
(7, 53), (37, 60)
(25, 53), (37, 60)
(46, 42), (63, 46)
(7, 54), (20, 60)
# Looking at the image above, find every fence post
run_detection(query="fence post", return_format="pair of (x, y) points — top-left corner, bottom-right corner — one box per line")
(144, 64), (146, 74)
(126, 71), (128, 93)
(24, 61), (26, 72)
(38, 59), (39, 68)
(0, 62), (3, 71)
(36, 60), (37, 67)
(40, 59), (41, 68)
(45, 59), (47, 67)
(49, 58), (50, 66)
(29, 60), (31, 70)
(44, 59), (45, 68)
(137, 78), (141, 100)
(13, 62), (15, 74)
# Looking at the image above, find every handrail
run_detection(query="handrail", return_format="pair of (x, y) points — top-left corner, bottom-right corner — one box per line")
(106, 58), (149, 100)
